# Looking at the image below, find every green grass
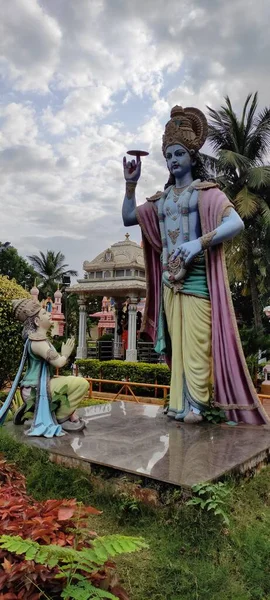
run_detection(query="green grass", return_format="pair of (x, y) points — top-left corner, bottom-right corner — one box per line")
(1, 427), (270, 599)
(79, 397), (109, 407)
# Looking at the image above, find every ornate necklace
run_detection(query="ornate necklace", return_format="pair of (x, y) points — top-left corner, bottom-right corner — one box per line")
(173, 185), (188, 203)
(165, 206), (178, 221)
(165, 185), (191, 221)
(168, 227), (180, 244)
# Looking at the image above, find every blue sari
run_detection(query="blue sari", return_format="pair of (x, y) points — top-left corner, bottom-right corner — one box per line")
(0, 340), (64, 437)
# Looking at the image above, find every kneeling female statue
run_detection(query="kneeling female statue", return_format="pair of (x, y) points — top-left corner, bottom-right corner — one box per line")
(0, 298), (89, 437)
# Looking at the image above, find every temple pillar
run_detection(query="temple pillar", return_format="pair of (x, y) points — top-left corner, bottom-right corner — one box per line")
(113, 299), (123, 359)
(126, 296), (138, 362)
(76, 295), (87, 359)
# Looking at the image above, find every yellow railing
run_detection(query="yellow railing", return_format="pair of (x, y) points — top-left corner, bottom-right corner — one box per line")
(55, 369), (270, 406)
(84, 377), (170, 404)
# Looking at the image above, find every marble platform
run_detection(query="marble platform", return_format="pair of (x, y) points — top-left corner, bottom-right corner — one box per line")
(5, 401), (270, 488)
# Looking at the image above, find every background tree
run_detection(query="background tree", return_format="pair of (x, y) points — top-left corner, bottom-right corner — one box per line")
(0, 276), (30, 390)
(28, 250), (78, 298)
(203, 93), (270, 332)
(0, 243), (36, 289)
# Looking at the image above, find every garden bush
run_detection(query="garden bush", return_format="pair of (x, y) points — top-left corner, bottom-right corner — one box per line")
(75, 359), (170, 397)
(0, 275), (30, 390)
(0, 454), (145, 599)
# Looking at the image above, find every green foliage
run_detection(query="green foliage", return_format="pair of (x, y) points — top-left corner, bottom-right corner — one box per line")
(0, 533), (147, 599)
(51, 384), (70, 413)
(62, 581), (118, 599)
(0, 275), (30, 389)
(0, 533), (146, 569)
(203, 406), (227, 424)
(240, 324), (270, 358)
(0, 389), (25, 422)
(204, 93), (270, 331)
(3, 389), (28, 422)
(118, 493), (141, 515)
(187, 482), (231, 526)
(0, 453), (147, 599)
(0, 242), (36, 288)
(76, 359), (170, 397)
(98, 333), (114, 341)
(4, 429), (270, 599)
(79, 398), (109, 408)
(28, 250), (78, 298)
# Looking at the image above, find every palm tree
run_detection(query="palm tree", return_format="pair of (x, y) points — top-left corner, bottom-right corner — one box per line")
(203, 93), (270, 331)
(28, 250), (78, 297)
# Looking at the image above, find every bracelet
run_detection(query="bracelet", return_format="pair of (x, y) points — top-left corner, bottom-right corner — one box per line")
(199, 230), (217, 250)
(126, 181), (137, 199)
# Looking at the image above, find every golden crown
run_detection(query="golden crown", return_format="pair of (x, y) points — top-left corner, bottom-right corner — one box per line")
(162, 105), (208, 156)
(12, 298), (41, 323)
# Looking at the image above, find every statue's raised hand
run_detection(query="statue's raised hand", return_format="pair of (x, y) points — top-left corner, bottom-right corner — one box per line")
(61, 338), (75, 359)
(123, 156), (141, 182)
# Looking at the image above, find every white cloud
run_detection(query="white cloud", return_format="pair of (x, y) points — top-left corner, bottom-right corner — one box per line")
(0, 103), (38, 148)
(0, 0), (270, 276)
(0, 0), (62, 92)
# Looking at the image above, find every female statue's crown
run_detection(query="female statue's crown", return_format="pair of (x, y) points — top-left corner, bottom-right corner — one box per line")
(162, 105), (208, 156)
(12, 298), (41, 323)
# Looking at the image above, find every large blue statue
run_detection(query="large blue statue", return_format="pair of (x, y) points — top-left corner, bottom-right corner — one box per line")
(122, 105), (268, 425)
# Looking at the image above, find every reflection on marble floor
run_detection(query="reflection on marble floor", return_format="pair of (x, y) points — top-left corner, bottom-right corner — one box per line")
(6, 401), (270, 487)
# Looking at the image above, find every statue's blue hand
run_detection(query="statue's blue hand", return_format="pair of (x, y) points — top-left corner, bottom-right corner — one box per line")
(172, 239), (202, 265)
(123, 156), (141, 182)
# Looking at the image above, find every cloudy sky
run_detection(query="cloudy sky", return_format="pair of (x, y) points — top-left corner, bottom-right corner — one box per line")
(1, 0), (270, 277)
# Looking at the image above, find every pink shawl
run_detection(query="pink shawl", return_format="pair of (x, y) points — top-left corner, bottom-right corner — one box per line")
(136, 187), (269, 425)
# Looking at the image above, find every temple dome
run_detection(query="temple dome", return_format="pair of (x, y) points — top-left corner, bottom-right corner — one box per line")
(69, 232), (146, 298)
(83, 233), (144, 271)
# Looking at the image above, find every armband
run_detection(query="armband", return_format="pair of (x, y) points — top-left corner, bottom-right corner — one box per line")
(46, 348), (60, 363)
(126, 181), (137, 199)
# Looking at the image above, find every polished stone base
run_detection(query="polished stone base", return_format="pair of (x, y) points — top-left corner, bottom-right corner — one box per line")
(5, 402), (270, 488)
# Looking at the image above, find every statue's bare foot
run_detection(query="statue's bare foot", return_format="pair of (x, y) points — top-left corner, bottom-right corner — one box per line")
(166, 409), (177, 419)
(70, 411), (79, 422)
(183, 411), (203, 424)
(61, 418), (86, 432)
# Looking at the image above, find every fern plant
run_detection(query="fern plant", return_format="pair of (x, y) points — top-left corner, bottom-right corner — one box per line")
(0, 534), (147, 600)
(62, 580), (118, 599)
(186, 482), (231, 526)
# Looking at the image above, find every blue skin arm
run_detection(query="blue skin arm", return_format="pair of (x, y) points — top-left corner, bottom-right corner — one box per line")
(173, 209), (244, 264)
(122, 156), (140, 226)
(122, 192), (138, 226)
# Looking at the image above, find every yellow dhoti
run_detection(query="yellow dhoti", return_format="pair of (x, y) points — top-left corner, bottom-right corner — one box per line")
(163, 287), (212, 416)
(50, 376), (89, 422)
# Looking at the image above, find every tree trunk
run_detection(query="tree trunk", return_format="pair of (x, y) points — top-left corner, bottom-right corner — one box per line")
(247, 248), (263, 332)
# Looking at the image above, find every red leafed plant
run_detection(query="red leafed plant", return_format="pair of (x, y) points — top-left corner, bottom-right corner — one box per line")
(0, 455), (145, 599)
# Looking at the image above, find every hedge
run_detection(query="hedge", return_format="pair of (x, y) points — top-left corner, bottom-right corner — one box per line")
(75, 359), (170, 397)
(0, 276), (30, 390)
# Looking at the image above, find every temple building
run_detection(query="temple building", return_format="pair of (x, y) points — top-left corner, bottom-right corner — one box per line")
(30, 284), (65, 337)
(89, 296), (115, 338)
(69, 233), (146, 361)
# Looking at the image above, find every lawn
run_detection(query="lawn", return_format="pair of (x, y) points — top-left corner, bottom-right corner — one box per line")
(0, 427), (270, 600)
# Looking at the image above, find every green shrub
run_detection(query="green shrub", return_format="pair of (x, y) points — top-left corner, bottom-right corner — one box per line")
(76, 359), (170, 397)
(0, 276), (30, 390)
(97, 333), (114, 341)
(246, 353), (259, 384)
